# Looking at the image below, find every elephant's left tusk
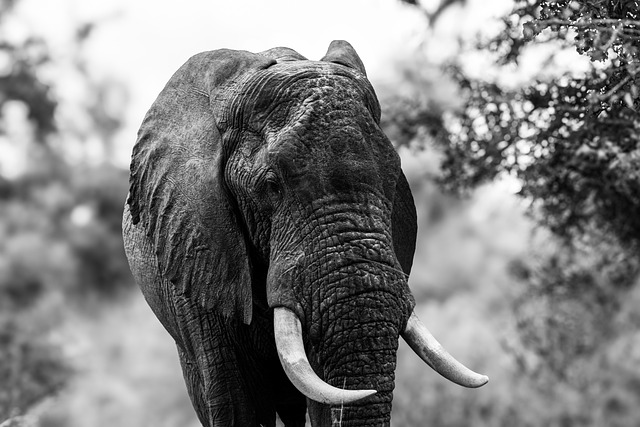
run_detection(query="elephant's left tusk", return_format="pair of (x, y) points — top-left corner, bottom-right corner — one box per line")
(273, 307), (377, 404)
(402, 311), (489, 388)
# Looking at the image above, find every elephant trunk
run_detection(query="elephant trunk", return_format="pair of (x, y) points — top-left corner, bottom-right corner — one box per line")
(313, 283), (401, 427)
(275, 307), (398, 425)
(272, 252), (407, 426)
(273, 307), (376, 404)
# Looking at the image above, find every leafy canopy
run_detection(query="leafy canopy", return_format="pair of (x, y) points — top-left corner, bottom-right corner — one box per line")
(438, 0), (640, 248)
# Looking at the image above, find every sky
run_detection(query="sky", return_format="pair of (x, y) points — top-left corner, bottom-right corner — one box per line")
(6, 0), (512, 170)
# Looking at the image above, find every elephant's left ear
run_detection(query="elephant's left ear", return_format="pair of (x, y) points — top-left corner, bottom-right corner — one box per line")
(391, 171), (418, 275)
(321, 40), (367, 76)
(128, 50), (276, 325)
(260, 46), (307, 62)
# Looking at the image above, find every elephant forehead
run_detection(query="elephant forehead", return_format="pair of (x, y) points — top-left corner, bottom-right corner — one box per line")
(241, 63), (380, 129)
(258, 61), (367, 90)
(269, 127), (398, 204)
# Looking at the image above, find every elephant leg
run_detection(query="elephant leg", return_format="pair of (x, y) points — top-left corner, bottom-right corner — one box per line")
(307, 399), (331, 427)
(174, 298), (279, 426)
(272, 361), (307, 427)
(179, 344), (269, 426)
(276, 402), (307, 427)
(177, 347), (212, 427)
(226, 315), (308, 427)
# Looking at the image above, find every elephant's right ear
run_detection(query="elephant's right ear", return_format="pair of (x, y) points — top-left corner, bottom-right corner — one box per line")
(128, 50), (276, 325)
(321, 40), (367, 76)
(391, 171), (417, 276)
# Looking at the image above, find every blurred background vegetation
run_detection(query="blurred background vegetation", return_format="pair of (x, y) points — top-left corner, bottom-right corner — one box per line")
(0, 0), (638, 426)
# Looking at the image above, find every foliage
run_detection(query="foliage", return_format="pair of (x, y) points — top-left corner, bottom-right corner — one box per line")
(391, 0), (640, 425)
(439, 0), (640, 248)
(390, 168), (640, 426)
(0, 2), (131, 422)
(511, 228), (639, 370)
(427, 3), (640, 411)
(0, 1), (65, 419)
(0, 322), (71, 422)
(0, 1), (56, 139)
(0, 159), (131, 421)
(504, 228), (640, 426)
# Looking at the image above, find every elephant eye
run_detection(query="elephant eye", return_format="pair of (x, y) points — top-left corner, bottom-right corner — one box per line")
(263, 170), (283, 201)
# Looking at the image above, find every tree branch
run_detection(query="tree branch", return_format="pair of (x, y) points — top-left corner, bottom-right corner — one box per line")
(539, 18), (640, 28)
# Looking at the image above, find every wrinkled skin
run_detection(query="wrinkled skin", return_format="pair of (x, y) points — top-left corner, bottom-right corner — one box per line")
(123, 41), (479, 427)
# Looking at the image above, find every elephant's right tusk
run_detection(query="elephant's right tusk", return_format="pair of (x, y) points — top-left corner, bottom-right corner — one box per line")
(402, 311), (489, 388)
(273, 307), (377, 404)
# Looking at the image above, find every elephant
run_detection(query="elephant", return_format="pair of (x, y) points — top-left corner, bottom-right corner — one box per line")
(122, 40), (488, 427)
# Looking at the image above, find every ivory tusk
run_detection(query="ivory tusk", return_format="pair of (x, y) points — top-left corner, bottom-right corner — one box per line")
(273, 307), (377, 404)
(402, 311), (489, 388)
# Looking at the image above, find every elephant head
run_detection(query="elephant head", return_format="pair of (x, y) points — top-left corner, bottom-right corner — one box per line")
(123, 40), (487, 427)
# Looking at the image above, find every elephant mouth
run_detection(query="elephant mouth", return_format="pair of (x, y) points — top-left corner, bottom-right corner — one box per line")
(273, 306), (488, 405)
